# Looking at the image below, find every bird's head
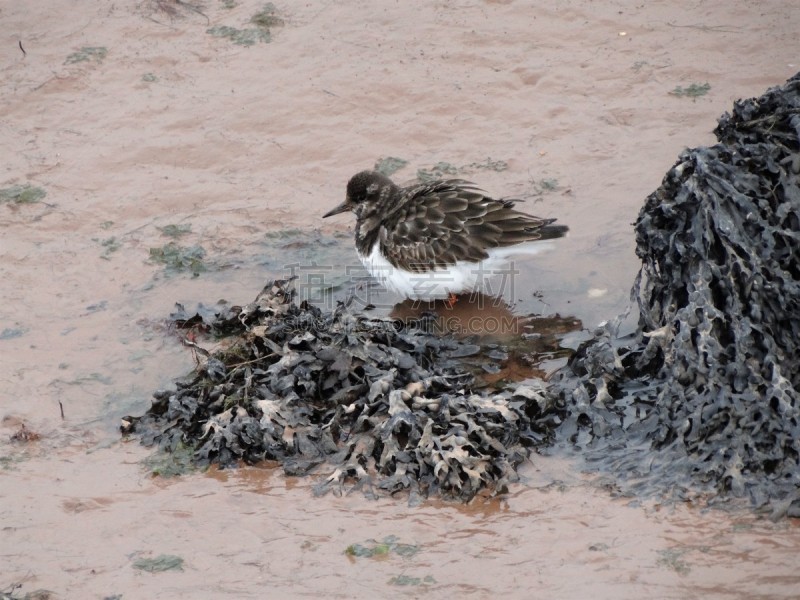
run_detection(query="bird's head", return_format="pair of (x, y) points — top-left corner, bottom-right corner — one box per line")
(323, 171), (397, 220)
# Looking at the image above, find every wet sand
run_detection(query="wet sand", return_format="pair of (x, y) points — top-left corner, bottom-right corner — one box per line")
(2, 0), (799, 597)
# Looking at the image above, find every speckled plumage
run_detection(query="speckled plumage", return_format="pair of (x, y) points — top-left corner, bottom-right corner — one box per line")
(323, 170), (564, 300)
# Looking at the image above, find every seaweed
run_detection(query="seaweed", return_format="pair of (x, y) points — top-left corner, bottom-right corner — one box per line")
(96, 236), (121, 259)
(132, 554), (184, 572)
(124, 279), (556, 502)
(251, 3), (283, 29)
(374, 157), (409, 177)
(669, 82), (711, 98)
(64, 46), (107, 65)
(550, 72), (800, 518)
(345, 535), (419, 558)
(416, 158), (509, 182)
(0, 585), (55, 600)
(207, 25), (271, 46)
(0, 185), (46, 205)
(148, 242), (207, 275)
(388, 575), (437, 586)
(416, 162), (460, 182)
(207, 4), (285, 48)
(0, 328), (26, 340)
(157, 223), (191, 238)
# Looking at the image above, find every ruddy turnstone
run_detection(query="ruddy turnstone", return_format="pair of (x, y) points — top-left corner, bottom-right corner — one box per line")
(323, 170), (566, 301)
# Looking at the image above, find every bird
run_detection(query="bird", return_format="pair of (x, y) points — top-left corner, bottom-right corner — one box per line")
(323, 170), (567, 301)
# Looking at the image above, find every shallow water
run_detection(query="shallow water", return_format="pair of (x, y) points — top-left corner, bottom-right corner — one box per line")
(2, 0), (799, 597)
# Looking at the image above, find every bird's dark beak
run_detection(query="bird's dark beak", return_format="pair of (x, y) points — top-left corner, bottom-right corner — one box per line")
(322, 197), (353, 218)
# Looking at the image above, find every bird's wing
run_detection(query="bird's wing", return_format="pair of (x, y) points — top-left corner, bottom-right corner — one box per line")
(380, 180), (553, 273)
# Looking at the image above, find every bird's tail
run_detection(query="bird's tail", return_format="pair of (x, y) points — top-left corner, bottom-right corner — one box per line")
(536, 222), (569, 241)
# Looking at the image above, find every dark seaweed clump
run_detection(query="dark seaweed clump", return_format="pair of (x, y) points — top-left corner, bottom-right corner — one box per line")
(124, 280), (555, 502)
(550, 72), (800, 518)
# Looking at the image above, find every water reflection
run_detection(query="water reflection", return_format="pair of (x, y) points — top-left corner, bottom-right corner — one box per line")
(389, 292), (582, 384)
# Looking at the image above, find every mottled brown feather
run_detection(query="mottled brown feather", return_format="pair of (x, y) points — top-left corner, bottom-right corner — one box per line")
(338, 171), (560, 274)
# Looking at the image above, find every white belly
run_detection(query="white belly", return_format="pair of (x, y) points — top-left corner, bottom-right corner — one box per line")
(357, 242), (552, 301)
